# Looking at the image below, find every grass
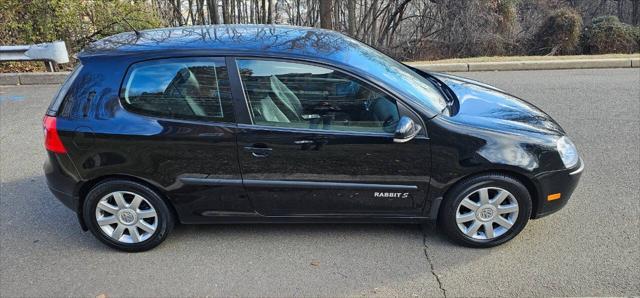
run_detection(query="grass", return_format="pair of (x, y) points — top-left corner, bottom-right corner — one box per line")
(409, 53), (640, 64)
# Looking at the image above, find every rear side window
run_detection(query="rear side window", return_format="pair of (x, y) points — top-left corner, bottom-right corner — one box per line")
(47, 64), (82, 116)
(121, 57), (233, 122)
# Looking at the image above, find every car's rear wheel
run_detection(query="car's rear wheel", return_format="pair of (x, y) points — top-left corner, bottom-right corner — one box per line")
(83, 180), (174, 252)
(438, 174), (532, 247)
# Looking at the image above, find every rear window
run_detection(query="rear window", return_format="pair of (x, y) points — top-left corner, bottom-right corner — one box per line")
(120, 57), (234, 122)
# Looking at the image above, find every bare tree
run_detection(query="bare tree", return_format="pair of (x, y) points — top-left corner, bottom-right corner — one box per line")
(320, 0), (333, 29)
(332, 0), (342, 31)
(145, 0), (640, 61)
(208, 0), (219, 24)
(633, 0), (640, 25)
(347, 0), (356, 35)
(268, 0), (274, 23)
(221, 0), (230, 24)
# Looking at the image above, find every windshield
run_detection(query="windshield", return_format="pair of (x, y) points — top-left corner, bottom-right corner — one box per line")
(352, 42), (449, 115)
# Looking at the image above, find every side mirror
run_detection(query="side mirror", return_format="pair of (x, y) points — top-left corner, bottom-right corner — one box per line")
(394, 116), (422, 143)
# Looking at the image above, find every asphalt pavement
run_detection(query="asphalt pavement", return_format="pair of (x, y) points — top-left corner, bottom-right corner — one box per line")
(1, 68), (639, 297)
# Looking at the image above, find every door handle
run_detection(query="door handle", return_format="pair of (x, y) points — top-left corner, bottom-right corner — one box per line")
(244, 145), (272, 158)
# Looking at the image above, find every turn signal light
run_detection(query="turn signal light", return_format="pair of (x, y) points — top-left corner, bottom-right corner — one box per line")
(43, 116), (67, 153)
(547, 193), (561, 201)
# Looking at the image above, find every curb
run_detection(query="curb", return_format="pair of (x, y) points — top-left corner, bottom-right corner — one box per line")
(407, 57), (639, 72)
(1, 57), (639, 85)
(0, 73), (20, 85)
(1, 72), (69, 85)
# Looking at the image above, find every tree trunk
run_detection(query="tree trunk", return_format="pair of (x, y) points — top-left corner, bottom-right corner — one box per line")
(208, 0), (219, 24)
(320, 0), (333, 29)
(242, 0), (248, 23)
(334, 0), (341, 30)
(250, 0), (254, 23)
(222, 0), (230, 23)
(296, 0), (302, 25)
(197, 0), (206, 25)
(307, 0), (315, 26)
(347, 0), (356, 36)
(358, 0), (367, 37)
(633, 0), (639, 25)
(229, 0), (235, 23)
(172, 0), (184, 26)
(187, 0), (195, 25)
(256, 0), (261, 23)
(267, 0), (274, 23)
(369, 0), (377, 44)
(618, 0), (625, 22)
(377, 0), (410, 47)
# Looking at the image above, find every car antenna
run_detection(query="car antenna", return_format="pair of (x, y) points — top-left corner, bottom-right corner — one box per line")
(122, 18), (141, 37)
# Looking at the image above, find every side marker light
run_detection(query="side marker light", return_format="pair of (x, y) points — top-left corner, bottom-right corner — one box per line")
(547, 193), (561, 201)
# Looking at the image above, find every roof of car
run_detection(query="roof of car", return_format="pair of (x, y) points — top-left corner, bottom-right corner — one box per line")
(79, 25), (445, 117)
(79, 25), (367, 64)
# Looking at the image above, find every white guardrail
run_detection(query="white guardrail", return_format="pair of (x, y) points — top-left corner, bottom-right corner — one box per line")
(0, 41), (69, 72)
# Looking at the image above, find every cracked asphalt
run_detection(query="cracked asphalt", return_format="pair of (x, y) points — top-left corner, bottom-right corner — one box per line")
(1, 68), (639, 297)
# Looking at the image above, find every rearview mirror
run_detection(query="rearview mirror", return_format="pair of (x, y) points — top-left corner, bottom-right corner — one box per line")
(394, 116), (422, 143)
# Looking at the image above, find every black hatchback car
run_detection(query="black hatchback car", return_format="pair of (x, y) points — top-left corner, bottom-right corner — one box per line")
(44, 25), (583, 251)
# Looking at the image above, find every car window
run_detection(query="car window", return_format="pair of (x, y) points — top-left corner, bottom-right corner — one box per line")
(47, 64), (82, 116)
(122, 57), (233, 122)
(237, 59), (400, 133)
(353, 43), (449, 114)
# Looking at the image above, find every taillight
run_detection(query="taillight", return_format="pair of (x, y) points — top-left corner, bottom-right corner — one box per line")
(43, 116), (67, 153)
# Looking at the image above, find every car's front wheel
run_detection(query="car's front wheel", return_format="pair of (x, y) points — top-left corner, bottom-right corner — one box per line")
(438, 173), (532, 247)
(83, 179), (174, 252)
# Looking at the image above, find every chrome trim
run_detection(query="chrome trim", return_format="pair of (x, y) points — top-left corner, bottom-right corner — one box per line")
(237, 123), (397, 138)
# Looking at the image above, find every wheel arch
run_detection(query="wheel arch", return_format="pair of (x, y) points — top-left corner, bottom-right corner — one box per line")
(435, 169), (540, 220)
(76, 174), (179, 229)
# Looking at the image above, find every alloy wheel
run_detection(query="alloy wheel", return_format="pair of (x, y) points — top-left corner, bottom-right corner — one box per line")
(455, 187), (519, 240)
(94, 191), (158, 243)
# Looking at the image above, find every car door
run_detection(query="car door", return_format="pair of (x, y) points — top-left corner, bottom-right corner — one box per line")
(112, 57), (253, 221)
(230, 58), (431, 216)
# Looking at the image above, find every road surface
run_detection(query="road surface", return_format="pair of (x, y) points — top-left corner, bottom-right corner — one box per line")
(1, 68), (639, 296)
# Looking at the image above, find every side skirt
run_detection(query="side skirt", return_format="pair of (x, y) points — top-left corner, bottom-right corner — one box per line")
(181, 210), (430, 224)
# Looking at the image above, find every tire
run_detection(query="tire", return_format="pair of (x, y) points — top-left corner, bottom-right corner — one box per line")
(83, 179), (174, 252)
(438, 173), (532, 248)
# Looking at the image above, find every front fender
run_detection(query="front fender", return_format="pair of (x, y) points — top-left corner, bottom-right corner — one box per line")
(425, 115), (562, 202)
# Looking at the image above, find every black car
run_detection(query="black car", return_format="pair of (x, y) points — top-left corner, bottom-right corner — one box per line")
(44, 25), (583, 251)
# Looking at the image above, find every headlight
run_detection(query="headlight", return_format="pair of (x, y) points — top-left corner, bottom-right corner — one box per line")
(557, 136), (579, 168)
